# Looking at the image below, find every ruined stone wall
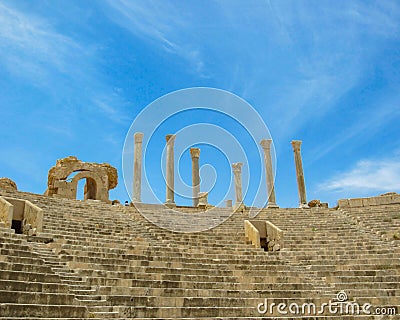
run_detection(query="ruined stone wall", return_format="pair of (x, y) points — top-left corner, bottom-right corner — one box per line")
(0, 196), (13, 228)
(45, 156), (118, 203)
(338, 192), (400, 208)
(24, 201), (43, 233)
(0, 178), (17, 192)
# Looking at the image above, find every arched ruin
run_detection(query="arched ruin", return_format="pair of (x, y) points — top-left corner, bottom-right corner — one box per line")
(44, 156), (118, 203)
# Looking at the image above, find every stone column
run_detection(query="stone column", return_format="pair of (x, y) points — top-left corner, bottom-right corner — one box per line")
(232, 162), (245, 210)
(165, 134), (176, 206)
(225, 200), (233, 208)
(132, 132), (144, 202)
(190, 148), (200, 207)
(260, 139), (279, 208)
(291, 140), (308, 208)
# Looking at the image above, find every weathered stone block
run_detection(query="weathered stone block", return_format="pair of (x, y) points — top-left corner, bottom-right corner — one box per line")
(0, 178), (17, 192)
(349, 198), (363, 207)
(368, 197), (377, 206)
(362, 198), (371, 206)
(338, 199), (349, 208)
(392, 194), (400, 204)
(376, 195), (391, 205)
(0, 196), (43, 233)
(0, 196), (13, 228)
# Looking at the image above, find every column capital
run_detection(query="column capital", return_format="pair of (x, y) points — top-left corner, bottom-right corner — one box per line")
(166, 134), (176, 144)
(134, 132), (144, 143)
(260, 139), (272, 150)
(232, 162), (243, 173)
(190, 148), (200, 159)
(291, 140), (302, 152)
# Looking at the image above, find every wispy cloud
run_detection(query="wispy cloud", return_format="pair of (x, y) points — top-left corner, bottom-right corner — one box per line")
(91, 95), (132, 124)
(0, 2), (84, 86)
(263, 1), (400, 139)
(0, 2), (129, 124)
(308, 93), (400, 163)
(347, 1), (400, 38)
(319, 158), (400, 194)
(272, 72), (360, 138)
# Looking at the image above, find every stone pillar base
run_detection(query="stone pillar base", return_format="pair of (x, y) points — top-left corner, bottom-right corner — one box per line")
(267, 203), (280, 209)
(197, 192), (208, 208)
(299, 203), (309, 209)
(164, 202), (176, 208)
(234, 203), (246, 213)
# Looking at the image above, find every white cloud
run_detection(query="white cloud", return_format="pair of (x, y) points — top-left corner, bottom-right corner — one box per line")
(320, 158), (400, 193)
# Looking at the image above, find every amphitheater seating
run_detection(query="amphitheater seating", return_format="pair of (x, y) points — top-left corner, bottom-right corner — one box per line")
(340, 204), (400, 244)
(0, 189), (399, 319)
(0, 220), (88, 319)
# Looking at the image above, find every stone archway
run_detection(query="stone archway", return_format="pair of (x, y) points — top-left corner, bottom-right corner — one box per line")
(45, 156), (117, 203)
(70, 171), (103, 201)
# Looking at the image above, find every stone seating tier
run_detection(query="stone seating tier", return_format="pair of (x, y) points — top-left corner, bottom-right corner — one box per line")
(0, 190), (399, 319)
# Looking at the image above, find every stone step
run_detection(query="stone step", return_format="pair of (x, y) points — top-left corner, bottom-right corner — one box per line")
(108, 303), (385, 318)
(0, 248), (42, 259)
(0, 270), (61, 283)
(2, 192), (399, 319)
(77, 267), (310, 280)
(0, 279), (71, 293)
(85, 317), (396, 320)
(75, 264), (301, 276)
(59, 246), (271, 258)
(0, 261), (54, 274)
(86, 277), (315, 291)
(0, 318), (93, 320)
(97, 285), (323, 297)
(88, 312), (120, 319)
(0, 303), (88, 318)
(59, 255), (285, 267)
(0, 290), (80, 305)
(327, 275), (400, 283)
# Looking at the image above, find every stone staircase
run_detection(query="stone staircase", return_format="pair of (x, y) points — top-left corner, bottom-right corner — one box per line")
(0, 190), (399, 319)
(260, 208), (400, 306)
(340, 204), (400, 245)
(0, 221), (89, 319)
(28, 241), (119, 318)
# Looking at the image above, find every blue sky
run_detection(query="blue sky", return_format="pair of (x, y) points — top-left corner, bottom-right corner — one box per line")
(0, 0), (399, 208)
